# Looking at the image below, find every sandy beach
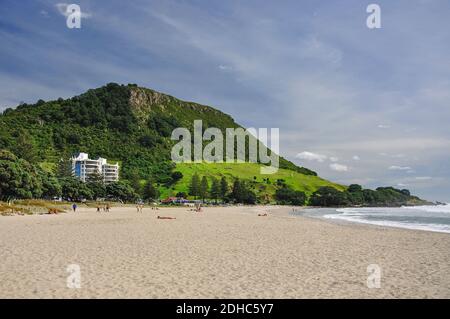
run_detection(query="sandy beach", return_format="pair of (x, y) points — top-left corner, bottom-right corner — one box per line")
(0, 205), (449, 299)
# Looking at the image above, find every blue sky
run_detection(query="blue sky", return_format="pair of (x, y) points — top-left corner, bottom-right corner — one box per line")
(1, 0), (449, 201)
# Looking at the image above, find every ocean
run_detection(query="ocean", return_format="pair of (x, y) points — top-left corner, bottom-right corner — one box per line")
(294, 204), (450, 234)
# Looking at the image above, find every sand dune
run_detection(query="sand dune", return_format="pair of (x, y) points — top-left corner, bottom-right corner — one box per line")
(0, 205), (449, 298)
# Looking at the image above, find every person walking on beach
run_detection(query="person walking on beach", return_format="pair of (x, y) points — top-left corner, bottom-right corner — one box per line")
(106, 204), (110, 212)
(72, 203), (77, 212)
(97, 206), (101, 213)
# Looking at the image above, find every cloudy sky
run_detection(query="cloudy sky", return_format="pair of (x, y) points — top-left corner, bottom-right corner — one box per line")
(1, 0), (449, 201)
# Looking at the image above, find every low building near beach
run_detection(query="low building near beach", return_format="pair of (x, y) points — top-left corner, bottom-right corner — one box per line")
(72, 152), (119, 184)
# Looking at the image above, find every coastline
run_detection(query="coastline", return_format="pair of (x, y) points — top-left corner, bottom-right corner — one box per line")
(0, 205), (449, 298)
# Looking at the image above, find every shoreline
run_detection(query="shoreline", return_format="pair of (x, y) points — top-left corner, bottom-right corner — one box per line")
(0, 205), (449, 298)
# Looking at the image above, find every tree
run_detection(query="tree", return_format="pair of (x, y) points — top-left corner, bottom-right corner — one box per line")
(138, 134), (158, 148)
(86, 171), (106, 200)
(189, 173), (200, 198)
(199, 176), (209, 201)
(0, 150), (43, 200)
(229, 179), (256, 204)
(220, 177), (228, 200)
(171, 171), (183, 183)
(106, 181), (138, 202)
(210, 177), (220, 203)
(143, 180), (159, 201)
(56, 157), (73, 178)
(40, 171), (62, 198)
(128, 170), (143, 197)
(275, 186), (306, 206)
(231, 179), (243, 202)
(400, 189), (411, 196)
(60, 177), (93, 201)
(347, 184), (364, 205)
(348, 184), (363, 193)
(242, 189), (256, 204)
(310, 187), (348, 207)
(13, 131), (38, 164)
(176, 192), (187, 199)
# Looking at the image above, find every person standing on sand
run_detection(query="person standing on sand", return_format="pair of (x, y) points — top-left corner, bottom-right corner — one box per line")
(72, 203), (77, 212)
(97, 206), (100, 213)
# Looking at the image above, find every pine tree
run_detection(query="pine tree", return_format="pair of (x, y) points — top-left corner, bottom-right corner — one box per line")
(232, 179), (242, 203)
(57, 157), (73, 178)
(86, 170), (106, 200)
(14, 131), (38, 164)
(210, 177), (220, 203)
(199, 176), (209, 202)
(189, 173), (200, 198)
(129, 170), (142, 197)
(220, 177), (228, 200)
(143, 180), (159, 202)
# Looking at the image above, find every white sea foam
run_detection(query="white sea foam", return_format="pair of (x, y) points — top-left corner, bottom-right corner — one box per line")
(324, 212), (450, 233)
(401, 204), (450, 214)
(322, 205), (450, 234)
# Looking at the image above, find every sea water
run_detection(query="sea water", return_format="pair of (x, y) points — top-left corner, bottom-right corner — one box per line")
(295, 204), (450, 234)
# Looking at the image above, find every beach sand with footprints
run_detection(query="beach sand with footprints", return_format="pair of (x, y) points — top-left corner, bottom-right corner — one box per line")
(0, 205), (449, 298)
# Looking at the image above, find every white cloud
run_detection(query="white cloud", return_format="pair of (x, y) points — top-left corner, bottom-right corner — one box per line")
(415, 176), (432, 180)
(330, 163), (349, 172)
(295, 151), (327, 162)
(377, 124), (390, 129)
(55, 3), (92, 18)
(40, 10), (49, 17)
(329, 156), (339, 162)
(397, 183), (408, 187)
(352, 155), (360, 161)
(389, 166), (412, 171)
(218, 64), (232, 71)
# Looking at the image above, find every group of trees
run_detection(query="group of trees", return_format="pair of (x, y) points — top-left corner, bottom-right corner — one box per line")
(0, 149), (147, 203)
(187, 173), (256, 204)
(309, 185), (417, 207)
(182, 173), (418, 207)
(274, 186), (307, 206)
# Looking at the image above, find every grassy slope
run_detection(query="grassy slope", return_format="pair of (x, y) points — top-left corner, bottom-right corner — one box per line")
(159, 162), (345, 200)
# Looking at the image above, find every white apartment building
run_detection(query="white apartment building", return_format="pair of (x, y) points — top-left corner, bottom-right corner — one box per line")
(72, 152), (119, 183)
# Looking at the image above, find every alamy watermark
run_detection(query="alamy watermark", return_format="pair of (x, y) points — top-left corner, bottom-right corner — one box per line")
(66, 264), (82, 289)
(171, 120), (279, 174)
(366, 4), (381, 29)
(366, 264), (381, 288)
(65, 4), (82, 29)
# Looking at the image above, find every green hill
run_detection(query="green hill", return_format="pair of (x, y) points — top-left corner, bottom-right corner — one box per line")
(0, 83), (428, 206)
(0, 83), (314, 176)
(0, 83), (337, 198)
(159, 162), (345, 200)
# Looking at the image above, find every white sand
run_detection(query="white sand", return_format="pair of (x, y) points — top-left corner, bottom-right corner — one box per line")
(0, 205), (449, 298)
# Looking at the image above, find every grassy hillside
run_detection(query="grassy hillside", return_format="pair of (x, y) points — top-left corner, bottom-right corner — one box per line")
(159, 162), (345, 200)
(0, 83), (429, 206)
(0, 83), (316, 183)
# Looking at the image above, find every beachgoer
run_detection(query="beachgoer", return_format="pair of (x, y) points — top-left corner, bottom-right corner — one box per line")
(157, 216), (176, 220)
(106, 204), (110, 212)
(97, 206), (100, 213)
(72, 203), (77, 212)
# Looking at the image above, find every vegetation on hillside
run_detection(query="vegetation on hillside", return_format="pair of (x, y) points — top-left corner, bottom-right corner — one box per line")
(0, 83), (428, 207)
